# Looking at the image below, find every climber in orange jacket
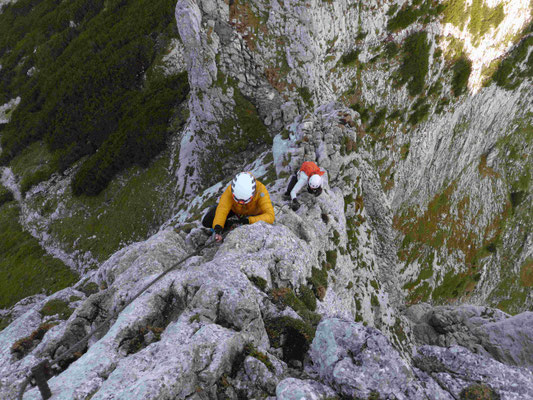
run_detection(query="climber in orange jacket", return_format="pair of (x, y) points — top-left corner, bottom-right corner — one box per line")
(283, 161), (326, 211)
(202, 172), (275, 242)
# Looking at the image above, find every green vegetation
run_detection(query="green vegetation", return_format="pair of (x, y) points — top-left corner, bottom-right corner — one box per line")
(308, 265), (328, 301)
(266, 285), (321, 363)
(490, 25), (533, 89)
(398, 32), (430, 96)
(270, 287), (321, 325)
(459, 383), (500, 400)
(0, 314), (12, 332)
(488, 118), (532, 313)
(443, 0), (468, 30)
(432, 269), (481, 302)
(395, 181), (510, 304)
(299, 285), (317, 311)
(0, 0), (189, 196)
(451, 57), (472, 96)
(384, 42), (400, 59)
(400, 142), (410, 160)
(408, 99), (430, 125)
(368, 108), (387, 131)
(123, 325), (164, 354)
(350, 103), (371, 124)
(387, 0), (445, 32)
(468, 0), (505, 45)
(8, 141), (54, 194)
(71, 72), (189, 196)
(520, 258), (533, 287)
(0, 184), (14, 206)
(325, 250), (338, 270)
(213, 77), (271, 183)
(40, 298), (74, 320)
(444, 0), (505, 45)
(44, 154), (176, 263)
(11, 322), (57, 359)
(78, 280), (99, 296)
(249, 275), (268, 291)
(244, 343), (274, 372)
(340, 49), (360, 66)
(0, 201), (78, 308)
(401, 132), (531, 308)
(265, 316), (316, 362)
(297, 86), (314, 108)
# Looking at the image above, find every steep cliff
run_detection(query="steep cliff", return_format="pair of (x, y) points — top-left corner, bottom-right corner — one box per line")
(0, 0), (532, 398)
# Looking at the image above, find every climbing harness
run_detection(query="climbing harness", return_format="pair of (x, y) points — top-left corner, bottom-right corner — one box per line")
(17, 235), (215, 400)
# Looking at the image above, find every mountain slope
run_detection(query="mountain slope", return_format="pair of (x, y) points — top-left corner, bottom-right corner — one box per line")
(0, 0), (532, 398)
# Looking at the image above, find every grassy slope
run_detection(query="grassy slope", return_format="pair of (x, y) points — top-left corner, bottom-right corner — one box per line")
(0, 196), (78, 308)
(0, 0), (188, 308)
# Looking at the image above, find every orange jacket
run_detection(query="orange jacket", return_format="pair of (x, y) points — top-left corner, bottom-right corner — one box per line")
(299, 161), (325, 177)
(213, 180), (275, 229)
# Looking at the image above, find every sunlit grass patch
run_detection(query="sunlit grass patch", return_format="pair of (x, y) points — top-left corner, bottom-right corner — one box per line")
(45, 153), (176, 264)
(0, 201), (78, 309)
(9, 141), (55, 194)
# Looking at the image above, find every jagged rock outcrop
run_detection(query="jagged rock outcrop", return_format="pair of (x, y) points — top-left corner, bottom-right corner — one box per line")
(406, 304), (533, 370)
(1, 0), (532, 398)
(2, 101), (532, 398)
(171, 0), (532, 314)
(414, 345), (533, 400)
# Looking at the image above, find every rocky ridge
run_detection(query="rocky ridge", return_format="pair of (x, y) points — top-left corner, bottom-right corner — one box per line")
(0, 0), (532, 398)
(0, 102), (531, 399)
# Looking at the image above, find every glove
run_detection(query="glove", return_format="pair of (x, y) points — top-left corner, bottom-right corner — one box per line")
(291, 198), (300, 211)
(214, 225), (223, 235)
(313, 187), (322, 197)
(238, 216), (249, 225)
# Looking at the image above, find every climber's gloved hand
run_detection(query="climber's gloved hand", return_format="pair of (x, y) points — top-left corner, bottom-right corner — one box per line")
(214, 225), (223, 243)
(291, 198), (300, 211)
(313, 187), (322, 197)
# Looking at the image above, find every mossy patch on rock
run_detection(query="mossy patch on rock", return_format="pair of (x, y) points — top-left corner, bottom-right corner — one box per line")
(340, 49), (360, 67)
(11, 323), (57, 360)
(308, 265), (328, 301)
(270, 287), (321, 325)
(120, 325), (165, 355)
(459, 383), (500, 400)
(265, 316), (316, 363)
(244, 343), (274, 372)
(41, 298), (74, 320)
(249, 275), (268, 291)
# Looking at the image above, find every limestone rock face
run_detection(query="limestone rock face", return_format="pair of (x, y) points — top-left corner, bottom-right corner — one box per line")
(414, 345), (533, 400)
(406, 304), (533, 370)
(1, 0), (532, 398)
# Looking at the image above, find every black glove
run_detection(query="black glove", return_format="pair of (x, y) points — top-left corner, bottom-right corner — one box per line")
(214, 225), (223, 235)
(238, 216), (249, 225)
(291, 198), (300, 211)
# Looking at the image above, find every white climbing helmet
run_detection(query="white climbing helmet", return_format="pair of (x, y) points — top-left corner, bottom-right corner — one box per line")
(231, 172), (256, 204)
(308, 174), (322, 189)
